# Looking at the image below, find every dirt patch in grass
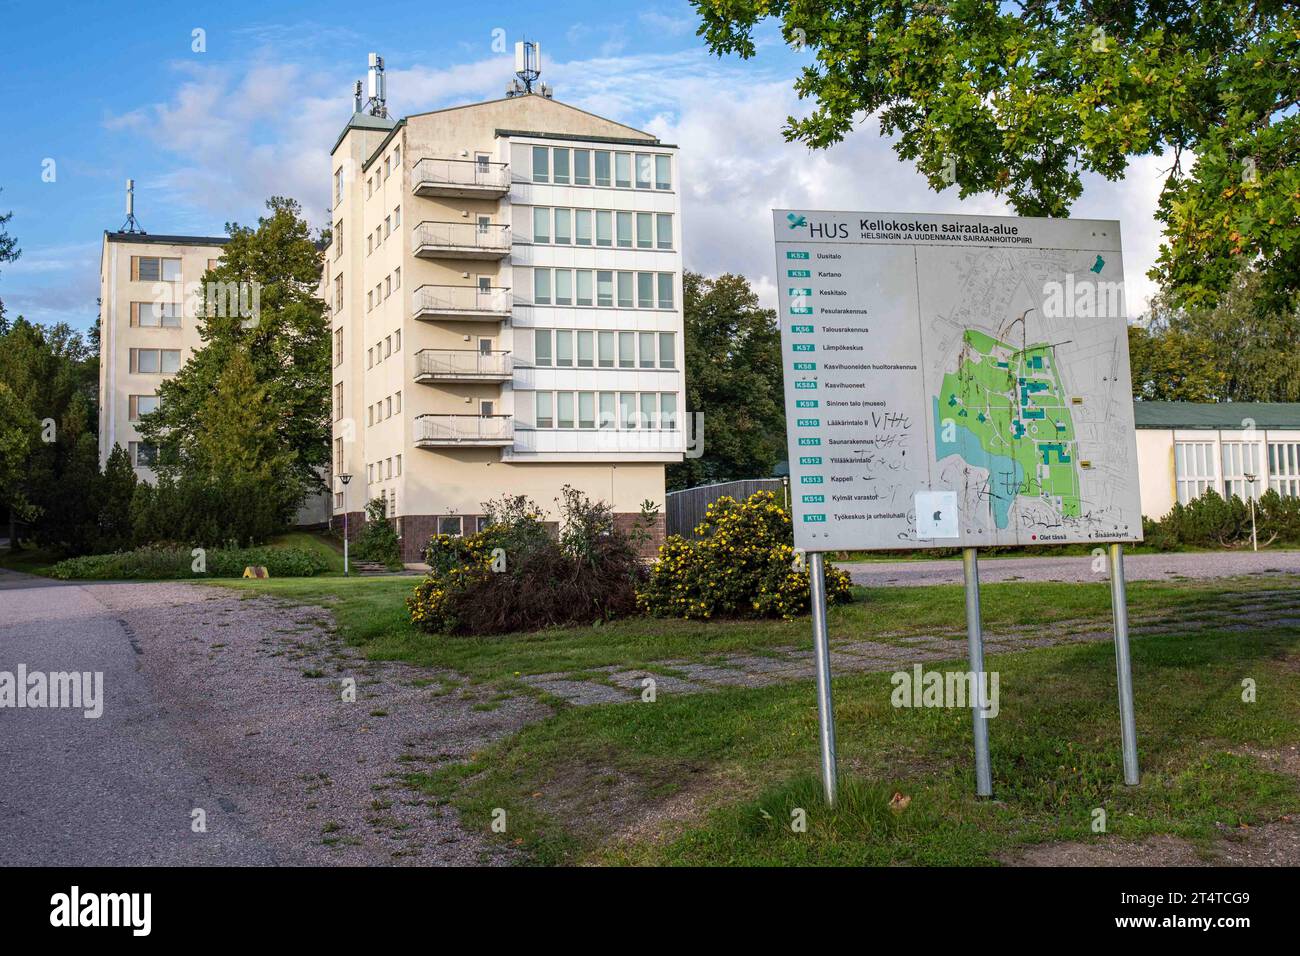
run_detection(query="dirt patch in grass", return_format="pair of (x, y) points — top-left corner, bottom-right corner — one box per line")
(1005, 820), (1300, 867)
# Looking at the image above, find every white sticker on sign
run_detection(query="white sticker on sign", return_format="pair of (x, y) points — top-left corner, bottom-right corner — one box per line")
(916, 491), (958, 539)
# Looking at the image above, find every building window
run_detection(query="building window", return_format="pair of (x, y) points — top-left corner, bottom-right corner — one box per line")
(334, 274), (343, 312)
(659, 333), (676, 369)
(333, 383), (343, 420)
(554, 208), (571, 245)
(334, 167), (343, 206)
(599, 392), (615, 428)
(578, 392), (595, 429)
(532, 146), (549, 183)
(575, 210), (592, 246)
(553, 148), (570, 185)
(576, 270), (593, 306)
(598, 331), (615, 368)
(620, 392), (636, 428)
(636, 212), (653, 249)
(616, 211), (632, 248)
(334, 328), (343, 367)
(394, 329), (401, 352)
(334, 437), (343, 474)
(618, 331), (635, 368)
(594, 150), (611, 187)
(129, 441), (158, 467)
(656, 214), (673, 249)
(577, 330), (594, 368)
(132, 257), (181, 282)
(393, 266), (401, 290)
(439, 515), (464, 536)
(636, 154), (653, 189)
(128, 394), (159, 421)
(1269, 442), (1300, 498)
(1174, 441), (1216, 504)
(661, 392), (678, 429)
(597, 271), (614, 307)
(1221, 442), (1262, 501)
(655, 154), (671, 190)
(533, 207), (550, 243)
(534, 268), (552, 305)
(637, 272), (654, 309)
(554, 269), (572, 306)
(393, 205), (401, 228)
(131, 302), (181, 327)
(555, 330), (573, 368)
(334, 220), (343, 259)
(574, 149), (591, 185)
(535, 329), (552, 367)
(535, 391), (553, 428)
(130, 348), (181, 374)
(617, 271), (633, 308)
(657, 273), (674, 309)
(639, 332), (656, 369)
(596, 210), (612, 247)
(556, 392), (575, 429)
(615, 152), (632, 188)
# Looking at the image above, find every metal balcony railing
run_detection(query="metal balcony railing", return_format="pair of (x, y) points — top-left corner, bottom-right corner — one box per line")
(412, 157), (510, 193)
(411, 221), (511, 256)
(413, 414), (514, 445)
(415, 349), (512, 379)
(411, 284), (511, 317)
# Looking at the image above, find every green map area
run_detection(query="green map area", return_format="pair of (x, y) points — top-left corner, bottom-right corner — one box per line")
(934, 329), (1081, 529)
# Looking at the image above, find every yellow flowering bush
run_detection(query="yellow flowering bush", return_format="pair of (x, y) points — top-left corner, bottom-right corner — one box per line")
(637, 491), (853, 621)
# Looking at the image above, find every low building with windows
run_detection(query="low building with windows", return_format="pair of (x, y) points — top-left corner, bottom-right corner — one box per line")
(1134, 402), (1300, 518)
(328, 60), (685, 560)
(98, 230), (229, 477)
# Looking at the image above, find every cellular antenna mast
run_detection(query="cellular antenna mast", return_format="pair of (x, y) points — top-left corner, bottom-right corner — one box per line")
(366, 53), (388, 117)
(120, 178), (144, 234)
(506, 40), (551, 98)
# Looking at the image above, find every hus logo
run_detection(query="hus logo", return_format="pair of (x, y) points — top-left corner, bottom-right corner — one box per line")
(809, 221), (849, 238)
(786, 212), (807, 229)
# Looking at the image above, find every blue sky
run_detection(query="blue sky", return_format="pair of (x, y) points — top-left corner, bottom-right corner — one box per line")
(0, 0), (1169, 334)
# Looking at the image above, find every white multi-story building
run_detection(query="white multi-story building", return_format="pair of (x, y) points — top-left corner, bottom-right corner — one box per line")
(329, 58), (685, 560)
(98, 230), (228, 477)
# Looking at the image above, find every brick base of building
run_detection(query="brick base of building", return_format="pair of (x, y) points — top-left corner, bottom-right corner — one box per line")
(395, 511), (666, 565)
(330, 512), (366, 544)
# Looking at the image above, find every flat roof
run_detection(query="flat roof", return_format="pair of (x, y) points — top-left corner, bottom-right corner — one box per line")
(1133, 401), (1300, 429)
(104, 230), (229, 247)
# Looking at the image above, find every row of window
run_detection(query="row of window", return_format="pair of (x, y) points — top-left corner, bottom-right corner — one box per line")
(367, 268), (402, 311)
(367, 330), (402, 368)
(530, 146), (671, 191)
(533, 391), (678, 430)
(129, 348), (182, 375)
(368, 454), (403, 484)
(365, 206), (403, 255)
(130, 256), (220, 282)
(531, 269), (674, 310)
(130, 302), (183, 328)
(529, 207), (672, 249)
(368, 391), (402, 426)
(533, 329), (675, 370)
(365, 144), (401, 198)
(1174, 440), (1300, 503)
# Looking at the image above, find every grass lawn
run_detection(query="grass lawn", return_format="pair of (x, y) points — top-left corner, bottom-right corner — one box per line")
(0, 546), (61, 575)
(211, 572), (1300, 681)
(267, 530), (346, 574)
(408, 624), (1300, 865)
(208, 571), (1300, 865)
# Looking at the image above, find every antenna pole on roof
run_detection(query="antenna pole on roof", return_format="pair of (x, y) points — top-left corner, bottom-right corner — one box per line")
(354, 80), (363, 113)
(366, 53), (388, 117)
(120, 179), (144, 234)
(507, 40), (549, 97)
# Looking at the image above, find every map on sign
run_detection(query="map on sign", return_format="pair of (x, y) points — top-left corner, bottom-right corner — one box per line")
(773, 210), (1143, 552)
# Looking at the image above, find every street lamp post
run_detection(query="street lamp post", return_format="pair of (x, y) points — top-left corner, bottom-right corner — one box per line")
(338, 473), (352, 575)
(1244, 472), (1258, 552)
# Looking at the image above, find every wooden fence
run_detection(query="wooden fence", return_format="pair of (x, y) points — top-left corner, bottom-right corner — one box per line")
(665, 478), (788, 538)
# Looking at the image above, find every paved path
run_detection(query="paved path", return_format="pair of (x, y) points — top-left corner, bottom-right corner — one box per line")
(841, 550), (1300, 588)
(0, 571), (277, 865)
(0, 570), (542, 866)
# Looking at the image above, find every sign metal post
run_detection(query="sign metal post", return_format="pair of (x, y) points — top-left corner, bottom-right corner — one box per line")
(808, 552), (838, 806)
(1108, 543), (1140, 785)
(962, 548), (993, 797)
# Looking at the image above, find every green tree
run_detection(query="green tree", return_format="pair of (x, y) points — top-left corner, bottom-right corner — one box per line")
(668, 272), (785, 489)
(1127, 325), (1225, 401)
(97, 444), (138, 552)
(138, 196), (330, 532)
(0, 188), (19, 328)
(0, 382), (36, 542)
(693, 2), (1300, 307)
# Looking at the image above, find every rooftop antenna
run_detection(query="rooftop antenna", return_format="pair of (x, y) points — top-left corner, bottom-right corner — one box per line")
(353, 80), (363, 113)
(507, 40), (549, 97)
(120, 178), (144, 234)
(365, 53), (388, 117)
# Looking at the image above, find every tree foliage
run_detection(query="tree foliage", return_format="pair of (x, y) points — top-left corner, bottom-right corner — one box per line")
(1132, 263), (1300, 401)
(668, 272), (785, 489)
(0, 187), (19, 326)
(138, 196), (330, 534)
(693, 1), (1300, 306)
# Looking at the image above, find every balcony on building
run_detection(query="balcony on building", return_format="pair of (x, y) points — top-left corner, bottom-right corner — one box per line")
(411, 284), (511, 322)
(411, 221), (510, 260)
(413, 413), (514, 448)
(413, 348), (512, 384)
(412, 157), (510, 199)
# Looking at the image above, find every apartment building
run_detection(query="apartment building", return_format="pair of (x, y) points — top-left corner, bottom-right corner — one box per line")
(98, 230), (229, 477)
(329, 66), (685, 561)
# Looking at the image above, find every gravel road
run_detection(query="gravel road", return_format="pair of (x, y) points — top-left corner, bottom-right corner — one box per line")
(0, 570), (545, 866)
(841, 549), (1300, 588)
